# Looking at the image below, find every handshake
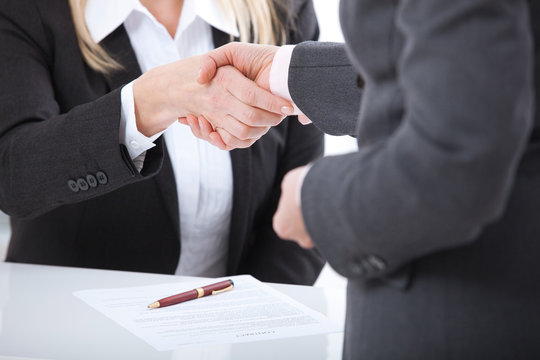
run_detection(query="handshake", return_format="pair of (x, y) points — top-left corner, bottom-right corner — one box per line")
(132, 42), (315, 248)
(133, 42), (305, 151)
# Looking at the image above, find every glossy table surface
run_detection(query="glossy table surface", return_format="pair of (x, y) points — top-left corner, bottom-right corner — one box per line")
(0, 263), (344, 360)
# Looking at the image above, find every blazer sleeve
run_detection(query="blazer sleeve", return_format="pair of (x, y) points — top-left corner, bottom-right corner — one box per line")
(238, 0), (325, 286)
(0, 1), (163, 219)
(288, 42), (362, 136)
(297, 0), (534, 279)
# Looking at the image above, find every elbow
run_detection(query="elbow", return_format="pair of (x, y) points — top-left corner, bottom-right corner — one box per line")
(0, 197), (33, 220)
(0, 181), (48, 220)
(446, 142), (528, 230)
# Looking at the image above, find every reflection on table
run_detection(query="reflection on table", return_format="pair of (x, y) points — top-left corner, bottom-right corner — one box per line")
(0, 262), (344, 360)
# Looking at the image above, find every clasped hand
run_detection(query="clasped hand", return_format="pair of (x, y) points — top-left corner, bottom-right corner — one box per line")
(132, 54), (291, 149)
(195, 43), (315, 250)
(133, 45), (314, 249)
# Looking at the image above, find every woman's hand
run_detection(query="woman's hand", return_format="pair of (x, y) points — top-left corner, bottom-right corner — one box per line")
(132, 55), (291, 147)
(184, 43), (288, 150)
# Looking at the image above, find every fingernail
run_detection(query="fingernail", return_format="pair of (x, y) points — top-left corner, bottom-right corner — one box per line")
(281, 106), (294, 116)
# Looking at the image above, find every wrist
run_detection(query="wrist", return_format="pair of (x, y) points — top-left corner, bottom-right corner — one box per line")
(132, 75), (174, 137)
(269, 45), (305, 116)
(257, 46), (279, 91)
(120, 82), (161, 160)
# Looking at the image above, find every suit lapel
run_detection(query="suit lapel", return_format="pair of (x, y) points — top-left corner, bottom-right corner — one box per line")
(228, 148), (254, 274)
(212, 27), (237, 49)
(100, 25), (181, 245)
(99, 25), (142, 91)
(153, 146), (181, 242)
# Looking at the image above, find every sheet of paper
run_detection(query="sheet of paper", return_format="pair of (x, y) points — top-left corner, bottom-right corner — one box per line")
(73, 275), (340, 351)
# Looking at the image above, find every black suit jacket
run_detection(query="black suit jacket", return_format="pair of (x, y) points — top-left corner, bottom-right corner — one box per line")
(0, 0), (325, 285)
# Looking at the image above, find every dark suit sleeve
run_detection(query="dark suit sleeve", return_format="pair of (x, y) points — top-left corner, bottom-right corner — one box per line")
(0, 1), (163, 219)
(295, 0), (533, 278)
(289, 42), (362, 136)
(285, 0), (362, 136)
(238, 0), (325, 285)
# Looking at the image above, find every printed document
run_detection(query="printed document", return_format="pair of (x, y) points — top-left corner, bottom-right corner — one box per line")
(73, 275), (340, 351)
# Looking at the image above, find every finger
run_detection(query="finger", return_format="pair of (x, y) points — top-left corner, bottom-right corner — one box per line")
(188, 115), (223, 150)
(198, 55), (219, 84)
(188, 114), (231, 150)
(297, 114), (312, 125)
(220, 66), (293, 117)
(215, 114), (270, 140)
(207, 93), (272, 139)
(198, 115), (214, 138)
(297, 235), (315, 249)
(215, 127), (256, 149)
(217, 90), (282, 132)
(231, 103), (287, 129)
(198, 43), (238, 84)
(178, 117), (188, 126)
(197, 116), (231, 150)
(186, 114), (202, 139)
(197, 115), (220, 148)
(209, 131), (231, 151)
(272, 210), (288, 240)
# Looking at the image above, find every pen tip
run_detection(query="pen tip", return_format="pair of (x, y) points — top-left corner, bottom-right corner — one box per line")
(148, 302), (160, 309)
(229, 279), (234, 286)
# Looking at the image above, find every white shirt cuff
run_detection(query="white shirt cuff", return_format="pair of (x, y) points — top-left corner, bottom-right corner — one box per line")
(120, 81), (164, 160)
(269, 45), (304, 116)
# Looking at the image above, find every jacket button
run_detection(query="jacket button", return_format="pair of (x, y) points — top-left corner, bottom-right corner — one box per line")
(366, 255), (386, 271)
(361, 258), (376, 273)
(67, 180), (79, 193)
(96, 171), (108, 185)
(77, 178), (89, 191)
(86, 174), (98, 188)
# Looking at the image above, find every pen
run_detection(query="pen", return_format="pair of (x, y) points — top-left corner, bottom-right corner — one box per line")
(147, 279), (234, 309)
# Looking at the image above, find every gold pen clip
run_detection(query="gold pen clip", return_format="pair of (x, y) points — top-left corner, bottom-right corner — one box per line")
(212, 284), (233, 295)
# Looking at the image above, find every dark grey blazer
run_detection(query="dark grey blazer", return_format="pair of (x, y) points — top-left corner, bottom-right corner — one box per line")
(0, 0), (325, 285)
(289, 0), (540, 358)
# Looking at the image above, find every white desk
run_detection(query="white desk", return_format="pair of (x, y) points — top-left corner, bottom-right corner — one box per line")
(0, 263), (344, 360)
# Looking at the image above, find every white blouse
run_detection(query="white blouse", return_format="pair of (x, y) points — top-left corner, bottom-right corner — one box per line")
(85, 0), (239, 277)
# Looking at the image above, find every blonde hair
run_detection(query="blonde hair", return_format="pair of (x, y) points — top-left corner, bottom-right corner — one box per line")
(68, 0), (287, 74)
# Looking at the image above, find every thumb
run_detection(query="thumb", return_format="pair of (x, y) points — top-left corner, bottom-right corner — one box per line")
(197, 55), (218, 84)
(197, 44), (237, 84)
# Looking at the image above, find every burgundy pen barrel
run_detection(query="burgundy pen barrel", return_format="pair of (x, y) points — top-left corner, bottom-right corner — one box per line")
(157, 289), (199, 307)
(148, 279), (234, 309)
(200, 279), (234, 296)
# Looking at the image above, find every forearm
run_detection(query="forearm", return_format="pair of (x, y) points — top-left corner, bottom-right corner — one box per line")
(0, 89), (163, 218)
